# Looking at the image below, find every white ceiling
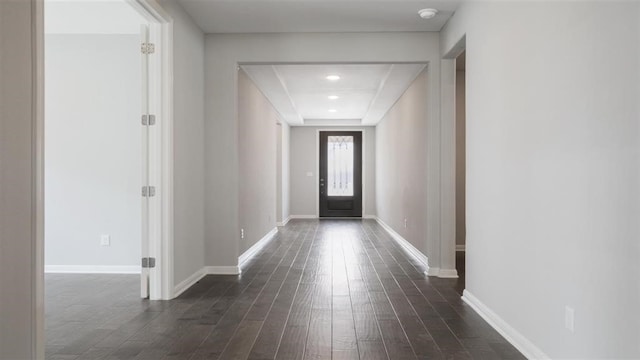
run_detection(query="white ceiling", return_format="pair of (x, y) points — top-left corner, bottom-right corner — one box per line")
(178, 0), (461, 33)
(45, 0), (148, 35)
(242, 63), (426, 126)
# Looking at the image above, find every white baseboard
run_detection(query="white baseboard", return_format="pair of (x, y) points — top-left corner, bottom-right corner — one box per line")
(205, 266), (241, 275)
(456, 244), (466, 252)
(425, 267), (440, 276)
(277, 216), (291, 227)
(362, 214), (377, 219)
(45, 265), (140, 274)
(437, 268), (459, 278)
(173, 267), (206, 298)
(289, 215), (317, 219)
(375, 218), (433, 274)
(239, 227), (278, 267)
(462, 290), (550, 360)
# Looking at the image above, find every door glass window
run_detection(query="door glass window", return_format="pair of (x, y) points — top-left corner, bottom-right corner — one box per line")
(327, 135), (354, 196)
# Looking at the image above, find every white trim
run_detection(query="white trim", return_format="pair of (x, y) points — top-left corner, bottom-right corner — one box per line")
(456, 244), (466, 252)
(45, 265), (141, 274)
(173, 267), (206, 298)
(290, 215), (318, 219)
(440, 34), (466, 295)
(205, 266), (241, 275)
(376, 217), (457, 278)
(239, 227), (278, 267)
(129, 0), (174, 301)
(375, 217), (432, 274)
(277, 216), (291, 227)
(425, 267), (440, 276)
(362, 214), (377, 219)
(438, 269), (459, 278)
(462, 290), (550, 360)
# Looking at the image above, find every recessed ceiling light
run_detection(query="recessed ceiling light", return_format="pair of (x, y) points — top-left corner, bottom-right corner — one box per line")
(418, 8), (438, 19)
(328, 109), (337, 113)
(328, 95), (339, 100)
(326, 75), (341, 81)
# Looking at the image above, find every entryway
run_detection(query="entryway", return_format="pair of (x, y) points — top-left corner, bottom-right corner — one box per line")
(319, 131), (363, 217)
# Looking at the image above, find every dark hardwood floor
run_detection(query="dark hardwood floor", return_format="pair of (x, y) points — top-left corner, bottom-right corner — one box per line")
(45, 219), (524, 360)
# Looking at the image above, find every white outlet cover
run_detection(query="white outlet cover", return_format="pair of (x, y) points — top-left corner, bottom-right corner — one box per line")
(100, 234), (110, 246)
(306, 171), (313, 177)
(565, 306), (575, 333)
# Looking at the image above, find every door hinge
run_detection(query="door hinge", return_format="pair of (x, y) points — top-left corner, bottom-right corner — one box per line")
(141, 257), (156, 268)
(142, 114), (156, 126)
(142, 186), (156, 197)
(141, 42), (155, 54)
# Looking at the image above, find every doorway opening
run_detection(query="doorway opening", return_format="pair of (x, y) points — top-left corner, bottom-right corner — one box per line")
(42, 2), (173, 355)
(44, 0), (148, 289)
(319, 131), (363, 217)
(42, 0), (173, 355)
(455, 51), (467, 284)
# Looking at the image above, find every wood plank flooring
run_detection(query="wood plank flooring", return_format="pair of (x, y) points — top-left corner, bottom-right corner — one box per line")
(45, 219), (524, 360)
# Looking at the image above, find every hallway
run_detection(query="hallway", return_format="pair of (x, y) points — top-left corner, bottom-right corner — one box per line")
(45, 220), (523, 359)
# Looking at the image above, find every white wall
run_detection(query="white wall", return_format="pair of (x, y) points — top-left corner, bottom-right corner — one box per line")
(238, 69), (278, 254)
(0, 1), (44, 358)
(376, 71), (429, 255)
(45, 34), (141, 269)
(204, 32), (442, 267)
(157, 0), (207, 290)
(290, 126), (376, 217)
(442, 2), (640, 358)
(455, 69), (466, 247)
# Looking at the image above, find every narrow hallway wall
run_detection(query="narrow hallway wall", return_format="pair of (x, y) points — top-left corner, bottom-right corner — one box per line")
(238, 70), (278, 254)
(376, 71), (430, 258)
(157, 0), (206, 288)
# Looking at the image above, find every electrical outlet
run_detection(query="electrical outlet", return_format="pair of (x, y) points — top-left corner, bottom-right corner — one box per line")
(565, 306), (575, 333)
(100, 234), (110, 246)
(404, 218), (407, 229)
(241, 228), (245, 239)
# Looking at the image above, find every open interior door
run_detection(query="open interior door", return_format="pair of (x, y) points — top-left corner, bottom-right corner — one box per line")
(140, 24), (151, 298)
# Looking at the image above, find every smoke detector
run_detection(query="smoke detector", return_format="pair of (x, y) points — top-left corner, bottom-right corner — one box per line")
(418, 8), (438, 19)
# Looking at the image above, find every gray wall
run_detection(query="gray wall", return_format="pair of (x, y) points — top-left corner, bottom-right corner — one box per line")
(158, 0), (206, 288)
(276, 123), (291, 224)
(442, 2), (640, 358)
(0, 1), (44, 358)
(44, 34), (141, 268)
(204, 32), (442, 267)
(238, 70), (278, 253)
(281, 124), (291, 222)
(455, 70), (466, 247)
(376, 71), (429, 254)
(290, 126), (376, 217)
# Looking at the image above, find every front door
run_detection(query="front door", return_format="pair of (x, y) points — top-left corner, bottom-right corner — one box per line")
(319, 131), (362, 217)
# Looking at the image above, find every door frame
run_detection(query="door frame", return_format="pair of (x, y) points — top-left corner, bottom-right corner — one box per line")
(36, 0), (174, 310)
(125, 0), (174, 300)
(315, 129), (366, 218)
(439, 35), (467, 278)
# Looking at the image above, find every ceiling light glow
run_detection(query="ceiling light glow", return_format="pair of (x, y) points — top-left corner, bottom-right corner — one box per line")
(328, 109), (337, 113)
(328, 95), (339, 100)
(418, 8), (438, 19)
(326, 75), (341, 81)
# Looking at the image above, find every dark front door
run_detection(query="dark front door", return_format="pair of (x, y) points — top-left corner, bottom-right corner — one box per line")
(319, 131), (362, 217)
